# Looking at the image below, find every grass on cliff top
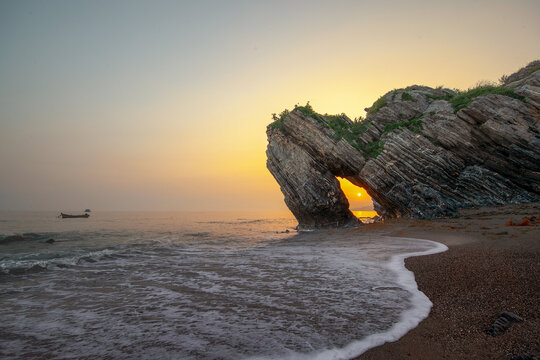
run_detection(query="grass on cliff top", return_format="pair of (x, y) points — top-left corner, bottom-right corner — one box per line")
(448, 85), (526, 112)
(269, 109), (290, 130)
(297, 103), (372, 145)
(270, 102), (379, 158)
(369, 88), (422, 115)
(499, 60), (540, 84)
(400, 92), (416, 102)
(270, 102), (326, 126)
(270, 80), (527, 160)
(372, 83), (526, 115)
(367, 96), (387, 115)
(271, 102), (361, 136)
(293, 103), (384, 159)
(269, 101), (424, 159)
(520, 63), (540, 77)
(425, 83), (526, 112)
(294, 102), (319, 117)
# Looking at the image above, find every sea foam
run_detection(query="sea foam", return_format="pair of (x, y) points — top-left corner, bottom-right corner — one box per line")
(251, 238), (448, 360)
(1, 211), (447, 360)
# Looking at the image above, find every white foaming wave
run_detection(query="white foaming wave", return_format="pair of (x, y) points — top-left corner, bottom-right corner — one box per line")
(0, 248), (119, 274)
(249, 238), (448, 360)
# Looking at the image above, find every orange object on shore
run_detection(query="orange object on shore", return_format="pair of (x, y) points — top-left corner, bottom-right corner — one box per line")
(506, 217), (532, 226)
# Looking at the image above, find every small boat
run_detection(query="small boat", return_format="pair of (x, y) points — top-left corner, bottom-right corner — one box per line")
(60, 213), (90, 219)
(84, 209), (91, 212)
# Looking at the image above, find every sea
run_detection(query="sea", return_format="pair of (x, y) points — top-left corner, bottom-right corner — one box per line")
(0, 211), (447, 360)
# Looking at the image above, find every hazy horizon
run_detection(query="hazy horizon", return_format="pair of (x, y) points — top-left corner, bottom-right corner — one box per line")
(1, 0), (539, 211)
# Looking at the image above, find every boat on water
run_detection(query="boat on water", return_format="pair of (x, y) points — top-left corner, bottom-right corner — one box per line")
(60, 213), (90, 219)
(84, 209), (91, 212)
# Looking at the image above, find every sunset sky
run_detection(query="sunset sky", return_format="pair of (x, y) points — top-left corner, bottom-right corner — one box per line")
(1, 0), (539, 211)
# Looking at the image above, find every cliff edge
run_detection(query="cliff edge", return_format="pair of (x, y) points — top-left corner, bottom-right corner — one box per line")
(266, 61), (540, 229)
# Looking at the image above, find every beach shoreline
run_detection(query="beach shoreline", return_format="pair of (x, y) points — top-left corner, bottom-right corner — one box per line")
(351, 202), (540, 360)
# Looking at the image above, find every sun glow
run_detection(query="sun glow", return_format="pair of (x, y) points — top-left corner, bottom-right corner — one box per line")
(1, 1), (537, 211)
(337, 177), (374, 211)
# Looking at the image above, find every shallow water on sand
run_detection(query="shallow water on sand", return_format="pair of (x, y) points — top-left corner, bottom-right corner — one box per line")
(0, 211), (445, 359)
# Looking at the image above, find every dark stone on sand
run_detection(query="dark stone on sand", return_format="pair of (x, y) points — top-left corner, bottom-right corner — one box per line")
(486, 311), (524, 337)
(500, 311), (524, 322)
(0, 235), (25, 244)
(266, 61), (540, 229)
(45, 238), (55, 244)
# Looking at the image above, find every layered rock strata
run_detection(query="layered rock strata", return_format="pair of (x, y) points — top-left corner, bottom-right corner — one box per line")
(266, 61), (540, 229)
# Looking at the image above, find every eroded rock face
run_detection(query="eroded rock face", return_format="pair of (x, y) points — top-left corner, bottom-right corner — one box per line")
(266, 113), (361, 229)
(266, 62), (540, 229)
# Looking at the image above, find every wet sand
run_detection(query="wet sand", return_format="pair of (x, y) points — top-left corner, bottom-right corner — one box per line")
(349, 202), (540, 360)
(307, 202), (540, 359)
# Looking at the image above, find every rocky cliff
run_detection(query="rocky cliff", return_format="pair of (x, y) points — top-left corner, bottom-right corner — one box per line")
(266, 60), (540, 229)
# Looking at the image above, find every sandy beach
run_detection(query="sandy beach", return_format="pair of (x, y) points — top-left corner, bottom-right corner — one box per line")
(345, 202), (540, 359)
(298, 202), (540, 359)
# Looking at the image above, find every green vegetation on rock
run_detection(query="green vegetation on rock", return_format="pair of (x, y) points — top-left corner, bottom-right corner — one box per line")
(363, 140), (384, 158)
(269, 109), (289, 130)
(271, 81), (525, 160)
(448, 85), (526, 112)
(426, 92), (454, 101)
(500, 60), (540, 84)
(426, 84), (526, 112)
(273, 102), (381, 158)
(400, 92), (415, 102)
(383, 114), (424, 135)
(270, 102), (327, 130)
(270, 102), (427, 160)
(367, 95), (387, 115)
(325, 114), (353, 141)
(272, 102), (363, 139)
(294, 102), (325, 122)
(524, 63), (540, 76)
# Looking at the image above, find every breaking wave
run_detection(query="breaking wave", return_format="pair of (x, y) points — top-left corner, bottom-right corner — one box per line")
(0, 211), (446, 359)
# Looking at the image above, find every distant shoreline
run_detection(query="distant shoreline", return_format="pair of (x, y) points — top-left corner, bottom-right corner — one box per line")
(352, 202), (540, 359)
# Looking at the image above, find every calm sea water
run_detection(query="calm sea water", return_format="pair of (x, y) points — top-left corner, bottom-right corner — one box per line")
(0, 211), (445, 360)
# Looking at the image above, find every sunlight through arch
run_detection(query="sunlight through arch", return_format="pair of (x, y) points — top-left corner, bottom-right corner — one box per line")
(337, 177), (379, 220)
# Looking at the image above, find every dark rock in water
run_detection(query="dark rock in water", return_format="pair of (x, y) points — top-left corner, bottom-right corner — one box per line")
(45, 238), (55, 244)
(486, 311), (524, 337)
(372, 215), (382, 223)
(266, 61), (540, 229)
(0, 235), (25, 244)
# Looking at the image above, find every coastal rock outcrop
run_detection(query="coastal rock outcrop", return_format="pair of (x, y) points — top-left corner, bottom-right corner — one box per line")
(266, 61), (540, 229)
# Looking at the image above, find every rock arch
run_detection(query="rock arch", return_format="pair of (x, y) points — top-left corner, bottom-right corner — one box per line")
(266, 62), (540, 229)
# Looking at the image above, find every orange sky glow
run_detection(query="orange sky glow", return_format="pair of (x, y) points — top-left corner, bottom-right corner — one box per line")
(0, 1), (539, 211)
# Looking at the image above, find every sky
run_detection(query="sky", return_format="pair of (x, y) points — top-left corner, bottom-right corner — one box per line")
(0, 0), (539, 211)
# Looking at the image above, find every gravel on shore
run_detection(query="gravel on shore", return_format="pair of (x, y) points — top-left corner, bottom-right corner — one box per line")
(354, 202), (540, 360)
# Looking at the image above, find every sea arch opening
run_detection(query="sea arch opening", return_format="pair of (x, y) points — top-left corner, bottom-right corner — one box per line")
(337, 177), (379, 222)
